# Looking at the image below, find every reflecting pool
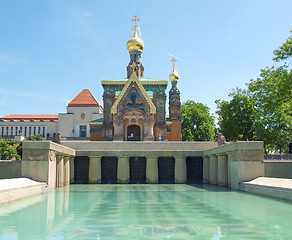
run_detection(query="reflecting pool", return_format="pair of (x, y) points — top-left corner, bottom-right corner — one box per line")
(0, 184), (292, 240)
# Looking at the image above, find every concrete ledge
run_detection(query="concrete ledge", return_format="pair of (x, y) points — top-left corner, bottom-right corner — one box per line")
(241, 177), (292, 201)
(23, 141), (76, 156)
(0, 178), (48, 205)
(62, 141), (217, 157)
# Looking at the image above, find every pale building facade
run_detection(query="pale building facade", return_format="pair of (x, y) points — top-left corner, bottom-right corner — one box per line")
(0, 89), (103, 140)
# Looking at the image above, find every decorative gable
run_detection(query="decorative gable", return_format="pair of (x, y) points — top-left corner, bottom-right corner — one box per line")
(111, 72), (156, 114)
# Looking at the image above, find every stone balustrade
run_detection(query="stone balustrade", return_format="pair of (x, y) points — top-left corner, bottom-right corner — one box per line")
(22, 141), (76, 190)
(203, 141), (264, 190)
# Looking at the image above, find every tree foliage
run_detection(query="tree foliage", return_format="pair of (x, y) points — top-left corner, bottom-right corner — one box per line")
(0, 140), (21, 160)
(216, 30), (292, 153)
(216, 88), (258, 142)
(181, 100), (216, 141)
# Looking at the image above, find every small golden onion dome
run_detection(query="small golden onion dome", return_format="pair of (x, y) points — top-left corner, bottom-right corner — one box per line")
(127, 32), (144, 52)
(169, 68), (179, 81)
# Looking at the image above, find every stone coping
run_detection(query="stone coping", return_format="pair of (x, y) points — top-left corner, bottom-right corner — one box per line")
(0, 178), (46, 192)
(243, 177), (292, 190)
(203, 141), (264, 156)
(264, 160), (292, 162)
(62, 141), (218, 151)
(76, 150), (204, 157)
(23, 141), (75, 156)
(242, 177), (292, 201)
(0, 178), (47, 205)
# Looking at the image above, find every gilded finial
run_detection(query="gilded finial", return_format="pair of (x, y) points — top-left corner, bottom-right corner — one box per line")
(171, 57), (177, 72)
(131, 14), (141, 37)
(127, 15), (144, 52)
(169, 57), (179, 81)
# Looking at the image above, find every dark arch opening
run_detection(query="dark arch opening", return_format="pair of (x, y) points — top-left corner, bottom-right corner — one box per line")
(127, 125), (141, 141)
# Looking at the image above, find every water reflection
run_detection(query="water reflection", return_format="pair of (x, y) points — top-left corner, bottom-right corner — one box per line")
(0, 184), (292, 239)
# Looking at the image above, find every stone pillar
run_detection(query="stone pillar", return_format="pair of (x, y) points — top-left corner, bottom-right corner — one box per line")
(88, 156), (102, 183)
(63, 156), (70, 186)
(175, 156), (187, 183)
(209, 154), (218, 185)
(216, 153), (228, 187)
(146, 156), (158, 183)
(202, 156), (210, 183)
(117, 156), (130, 183)
(56, 155), (64, 187)
(226, 151), (233, 188)
(69, 156), (75, 183)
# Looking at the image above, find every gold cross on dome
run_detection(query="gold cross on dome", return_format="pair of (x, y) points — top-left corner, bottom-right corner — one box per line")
(171, 57), (177, 71)
(132, 15), (140, 27)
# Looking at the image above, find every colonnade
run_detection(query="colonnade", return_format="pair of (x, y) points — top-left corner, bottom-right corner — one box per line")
(56, 155), (75, 187)
(88, 156), (188, 184)
(202, 153), (230, 187)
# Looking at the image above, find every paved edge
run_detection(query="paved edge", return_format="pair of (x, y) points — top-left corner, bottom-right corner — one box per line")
(241, 177), (292, 201)
(0, 178), (48, 205)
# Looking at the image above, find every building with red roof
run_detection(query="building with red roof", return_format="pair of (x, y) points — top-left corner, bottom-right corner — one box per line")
(0, 89), (103, 140)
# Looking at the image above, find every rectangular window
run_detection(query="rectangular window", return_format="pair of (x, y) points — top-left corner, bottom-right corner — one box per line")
(15, 127), (18, 136)
(38, 127), (41, 134)
(29, 127), (31, 136)
(34, 127), (36, 135)
(42, 127), (45, 137)
(6, 127), (9, 135)
(79, 125), (87, 137)
(25, 127), (27, 137)
(1, 127), (3, 136)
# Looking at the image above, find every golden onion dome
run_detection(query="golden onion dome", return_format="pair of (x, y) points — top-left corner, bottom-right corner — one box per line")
(127, 31), (144, 52)
(169, 68), (179, 81)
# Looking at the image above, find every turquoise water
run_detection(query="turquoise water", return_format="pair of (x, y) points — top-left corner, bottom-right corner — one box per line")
(0, 184), (292, 240)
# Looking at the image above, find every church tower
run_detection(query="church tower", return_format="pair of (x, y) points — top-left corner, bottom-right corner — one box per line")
(126, 15), (144, 78)
(101, 15), (168, 141)
(169, 57), (182, 141)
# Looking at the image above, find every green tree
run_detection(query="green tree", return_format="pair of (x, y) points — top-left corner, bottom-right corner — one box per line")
(181, 100), (216, 141)
(248, 30), (292, 153)
(216, 88), (258, 142)
(0, 139), (21, 160)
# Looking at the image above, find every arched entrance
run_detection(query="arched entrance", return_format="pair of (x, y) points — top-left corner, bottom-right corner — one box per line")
(127, 125), (141, 141)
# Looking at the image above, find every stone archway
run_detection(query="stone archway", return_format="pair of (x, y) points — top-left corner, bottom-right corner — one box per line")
(127, 125), (141, 141)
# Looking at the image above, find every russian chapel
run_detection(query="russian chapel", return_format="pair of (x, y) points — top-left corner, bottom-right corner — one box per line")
(90, 16), (181, 141)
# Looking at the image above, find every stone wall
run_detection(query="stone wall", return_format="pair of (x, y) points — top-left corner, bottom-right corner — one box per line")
(265, 161), (292, 179)
(0, 160), (21, 179)
(203, 141), (264, 190)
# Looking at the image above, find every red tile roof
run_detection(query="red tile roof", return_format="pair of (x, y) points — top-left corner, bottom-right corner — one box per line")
(0, 115), (58, 122)
(68, 89), (101, 107)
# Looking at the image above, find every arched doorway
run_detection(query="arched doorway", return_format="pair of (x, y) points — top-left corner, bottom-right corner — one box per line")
(127, 125), (141, 141)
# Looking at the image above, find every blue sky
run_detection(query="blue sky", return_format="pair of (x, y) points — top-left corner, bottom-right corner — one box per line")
(0, 0), (291, 121)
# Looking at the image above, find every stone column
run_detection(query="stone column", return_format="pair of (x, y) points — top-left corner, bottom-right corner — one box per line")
(202, 156), (210, 183)
(56, 155), (64, 187)
(146, 156), (158, 183)
(88, 156), (102, 183)
(209, 154), (218, 185)
(216, 153), (228, 187)
(117, 156), (130, 183)
(63, 156), (70, 186)
(175, 156), (187, 183)
(69, 156), (75, 183)
(226, 151), (233, 188)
